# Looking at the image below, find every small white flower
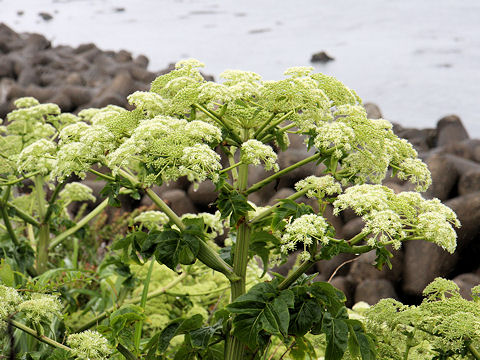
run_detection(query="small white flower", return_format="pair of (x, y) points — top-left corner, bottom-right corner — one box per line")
(134, 211), (170, 230)
(59, 183), (96, 205)
(281, 214), (329, 256)
(0, 286), (22, 331)
(295, 175), (342, 199)
(17, 293), (62, 324)
(241, 139), (279, 172)
(67, 330), (113, 360)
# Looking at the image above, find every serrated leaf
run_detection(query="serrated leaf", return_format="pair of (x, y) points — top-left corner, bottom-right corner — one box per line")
(374, 246), (393, 270)
(346, 319), (376, 360)
(323, 312), (349, 360)
(309, 281), (346, 315)
(249, 231), (280, 275)
(110, 304), (145, 337)
(152, 229), (183, 269)
(290, 337), (318, 360)
(227, 283), (294, 348)
(216, 191), (253, 226)
(289, 299), (323, 336)
(153, 314), (204, 353)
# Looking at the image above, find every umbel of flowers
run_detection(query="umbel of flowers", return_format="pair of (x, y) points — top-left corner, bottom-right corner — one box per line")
(0, 59), (460, 360)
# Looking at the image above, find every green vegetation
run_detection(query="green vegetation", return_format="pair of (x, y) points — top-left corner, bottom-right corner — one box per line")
(0, 60), (464, 359)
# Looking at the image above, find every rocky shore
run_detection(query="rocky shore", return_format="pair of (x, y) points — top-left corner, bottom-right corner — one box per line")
(1, 23), (479, 306)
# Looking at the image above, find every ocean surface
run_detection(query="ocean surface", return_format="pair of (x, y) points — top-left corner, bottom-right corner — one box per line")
(1, 0), (479, 136)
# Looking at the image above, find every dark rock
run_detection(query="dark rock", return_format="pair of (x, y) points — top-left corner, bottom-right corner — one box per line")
(347, 248), (403, 284)
(49, 93), (73, 112)
(403, 192), (480, 295)
(424, 153), (458, 200)
(63, 86), (92, 107)
(17, 11), (25, 16)
(310, 51), (335, 63)
(342, 217), (365, 240)
(453, 273), (480, 300)
(23, 85), (56, 102)
(436, 115), (469, 147)
(0, 56), (14, 78)
(330, 276), (355, 307)
(277, 149), (317, 188)
(161, 189), (196, 216)
(458, 170), (480, 196)
(25, 33), (50, 52)
(17, 67), (40, 87)
(38, 12), (53, 21)
(104, 71), (135, 97)
(443, 139), (480, 162)
(316, 253), (356, 280)
(115, 50), (132, 63)
(65, 72), (85, 86)
(355, 279), (398, 305)
(92, 93), (126, 108)
(187, 180), (217, 209)
(134, 55), (149, 68)
(445, 192), (480, 250)
(128, 65), (156, 83)
(74, 43), (98, 54)
(364, 102), (383, 119)
(267, 187), (295, 206)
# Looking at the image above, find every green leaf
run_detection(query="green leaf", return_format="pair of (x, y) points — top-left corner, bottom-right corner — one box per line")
(109, 304), (145, 337)
(151, 314), (204, 354)
(272, 200), (314, 230)
(289, 299), (323, 336)
(100, 182), (122, 207)
(216, 190), (253, 226)
(309, 281), (346, 316)
(189, 322), (221, 348)
(0, 258), (15, 286)
(346, 319), (376, 360)
(249, 231), (280, 275)
(323, 312), (349, 360)
(290, 337), (318, 360)
(152, 229), (183, 270)
(374, 246), (393, 270)
(227, 282), (294, 348)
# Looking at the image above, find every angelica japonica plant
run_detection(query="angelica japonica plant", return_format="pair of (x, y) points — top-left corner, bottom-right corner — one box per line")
(0, 59), (461, 360)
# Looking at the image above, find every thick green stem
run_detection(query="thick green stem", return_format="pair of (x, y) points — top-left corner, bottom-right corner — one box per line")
(278, 260), (316, 291)
(49, 199), (109, 249)
(253, 113), (276, 139)
(227, 161), (250, 360)
(1, 187), (20, 247)
(43, 182), (65, 224)
(249, 188), (309, 225)
(10, 319), (71, 351)
(134, 260), (154, 355)
(143, 182), (236, 281)
(75, 271), (188, 332)
(117, 343), (139, 360)
(89, 168), (116, 181)
(194, 103), (243, 145)
(260, 123), (297, 144)
(468, 343), (480, 360)
(3, 201), (40, 227)
(34, 176), (50, 274)
(0, 170), (42, 186)
(245, 153), (322, 195)
(255, 110), (294, 140)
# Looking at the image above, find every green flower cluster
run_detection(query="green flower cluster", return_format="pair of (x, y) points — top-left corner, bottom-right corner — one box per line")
(333, 185), (460, 251)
